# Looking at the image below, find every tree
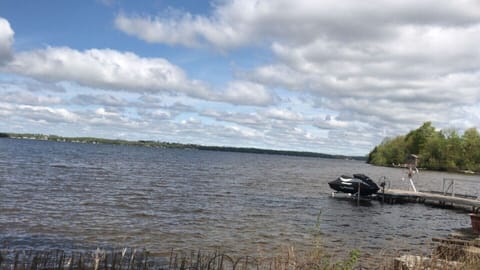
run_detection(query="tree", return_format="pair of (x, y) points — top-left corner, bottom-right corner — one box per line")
(368, 122), (480, 173)
(443, 129), (463, 171)
(368, 144), (388, 166)
(462, 128), (480, 171)
(404, 122), (436, 155)
(419, 131), (445, 170)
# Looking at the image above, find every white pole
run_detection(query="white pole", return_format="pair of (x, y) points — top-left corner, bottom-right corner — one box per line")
(409, 177), (417, 192)
(357, 183), (361, 205)
(408, 165), (417, 192)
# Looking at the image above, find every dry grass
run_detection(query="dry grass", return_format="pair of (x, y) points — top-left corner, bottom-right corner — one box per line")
(1, 243), (479, 270)
(0, 247), (361, 270)
(0, 248), (150, 270)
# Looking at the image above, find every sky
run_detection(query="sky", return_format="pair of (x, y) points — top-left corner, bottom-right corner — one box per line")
(1, 0), (480, 156)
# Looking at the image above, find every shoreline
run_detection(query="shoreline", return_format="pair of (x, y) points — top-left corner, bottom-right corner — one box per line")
(1, 231), (479, 270)
(0, 132), (366, 161)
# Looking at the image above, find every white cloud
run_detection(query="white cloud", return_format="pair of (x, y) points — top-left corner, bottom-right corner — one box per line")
(220, 80), (276, 106)
(115, 0), (480, 49)
(0, 102), (15, 117)
(4, 47), (214, 99)
(114, 0), (480, 133)
(264, 108), (303, 121)
(2, 90), (62, 106)
(201, 109), (263, 126)
(314, 115), (349, 130)
(17, 105), (80, 123)
(95, 107), (118, 117)
(3, 2), (480, 155)
(3, 44), (275, 107)
(232, 5), (480, 138)
(147, 109), (172, 119)
(0, 17), (14, 64)
(71, 94), (128, 107)
(114, 11), (250, 50)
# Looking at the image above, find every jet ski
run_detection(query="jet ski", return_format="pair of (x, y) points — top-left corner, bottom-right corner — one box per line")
(328, 174), (380, 196)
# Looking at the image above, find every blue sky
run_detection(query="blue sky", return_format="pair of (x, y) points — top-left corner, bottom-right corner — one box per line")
(1, 0), (480, 156)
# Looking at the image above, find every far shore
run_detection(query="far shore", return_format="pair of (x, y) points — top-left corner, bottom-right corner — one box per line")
(0, 132), (367, 161)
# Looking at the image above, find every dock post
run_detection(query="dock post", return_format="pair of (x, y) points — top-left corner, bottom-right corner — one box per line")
(357, 184), (360, 205)
(407, 155), (418, 192)
(409, 177), (417, 192)
(379, 178), (387, 204)
(452, 179), (456, 197)
(382, 187), (385, 204)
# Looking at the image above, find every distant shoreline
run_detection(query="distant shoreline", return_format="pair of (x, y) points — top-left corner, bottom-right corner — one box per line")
(0, 132), (366, 161)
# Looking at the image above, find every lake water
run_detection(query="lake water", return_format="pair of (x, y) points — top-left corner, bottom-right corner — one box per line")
(1, 138), (478, 263)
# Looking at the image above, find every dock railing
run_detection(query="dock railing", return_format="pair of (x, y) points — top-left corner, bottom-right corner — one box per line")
(442, 178), (480, 200)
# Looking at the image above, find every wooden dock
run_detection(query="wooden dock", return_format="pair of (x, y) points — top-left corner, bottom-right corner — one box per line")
(377, 189), (480, 212)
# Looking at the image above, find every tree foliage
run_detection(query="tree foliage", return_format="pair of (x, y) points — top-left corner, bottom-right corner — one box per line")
(368, 122), (480, 172)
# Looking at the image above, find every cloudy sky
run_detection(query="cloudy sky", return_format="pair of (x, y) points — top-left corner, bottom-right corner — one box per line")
(1, 0), (480, 156)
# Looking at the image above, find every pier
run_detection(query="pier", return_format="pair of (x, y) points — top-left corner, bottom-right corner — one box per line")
(377, 188), (480, 213)
(331, 177), (480, 212)
(374, 177), (480, 212)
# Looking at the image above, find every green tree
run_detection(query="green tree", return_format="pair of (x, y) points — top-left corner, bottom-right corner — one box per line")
(462, 128), (480, 171)
(368, 139), (390, 166)
(404, 122), (436, 155)
(368, 123), (480, 173)
(419, 131), (446, 170)
(442, 129), (463, 171)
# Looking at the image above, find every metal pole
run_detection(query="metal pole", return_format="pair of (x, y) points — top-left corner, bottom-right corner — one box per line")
(452, 179), (455, 197)
(409, 177), (417, 192)
(357, 183), (361, 205)
(442, 178), (446, 195)
(382, 184), (385, 203)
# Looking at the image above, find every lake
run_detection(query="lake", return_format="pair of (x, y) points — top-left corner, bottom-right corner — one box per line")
(0, 138), (478, 263)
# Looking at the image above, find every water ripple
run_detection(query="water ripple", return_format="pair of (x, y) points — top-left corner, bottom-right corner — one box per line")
(0, 138), (476, 259)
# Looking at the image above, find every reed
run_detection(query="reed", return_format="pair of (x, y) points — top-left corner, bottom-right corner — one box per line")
(0, 248), (151, 270)
(0, 247), (361, 270)
(1, 245), (478, 270)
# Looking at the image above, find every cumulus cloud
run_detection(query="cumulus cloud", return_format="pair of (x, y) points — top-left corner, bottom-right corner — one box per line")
(201, 109), (263, 127)
(3, 91), (62, 106)
(219, 80), (276, 106)
(115, 0), (480, 49)
(116, 0), (480, 117)
(314, 115), (349, 130)
(0, 17), (14, 64)
(5, 47), (213, 98)
(264, 108), (303, 121)
(3, 2), (480, 155)
(115, 0), (480, 136)
(251, 26), (480, 130)
(3, 45), (276, 107)
(71, 94), (129, 107)
(137, 108), (172, 120)
(15, 105), (80, 123)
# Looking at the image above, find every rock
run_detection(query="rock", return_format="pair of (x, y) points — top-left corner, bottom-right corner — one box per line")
(393, 255), (463, 270)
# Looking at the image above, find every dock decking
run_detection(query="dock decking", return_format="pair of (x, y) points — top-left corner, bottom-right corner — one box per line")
(377, 189), (480, 212)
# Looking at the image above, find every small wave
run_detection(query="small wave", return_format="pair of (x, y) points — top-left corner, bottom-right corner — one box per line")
(133, 212), (155, 218)
(167, 207), (205, 214)
(0, 207), (22, 213)
(50, 163), (105, 171)
(50, 163), (70, 168)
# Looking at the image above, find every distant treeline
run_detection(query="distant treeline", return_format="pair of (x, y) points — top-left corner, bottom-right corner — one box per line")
(0, 132), (194, 148)
(367, 122), (480, 172)
(0, 132), (365, 161)
(196, 145), (365, 160)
